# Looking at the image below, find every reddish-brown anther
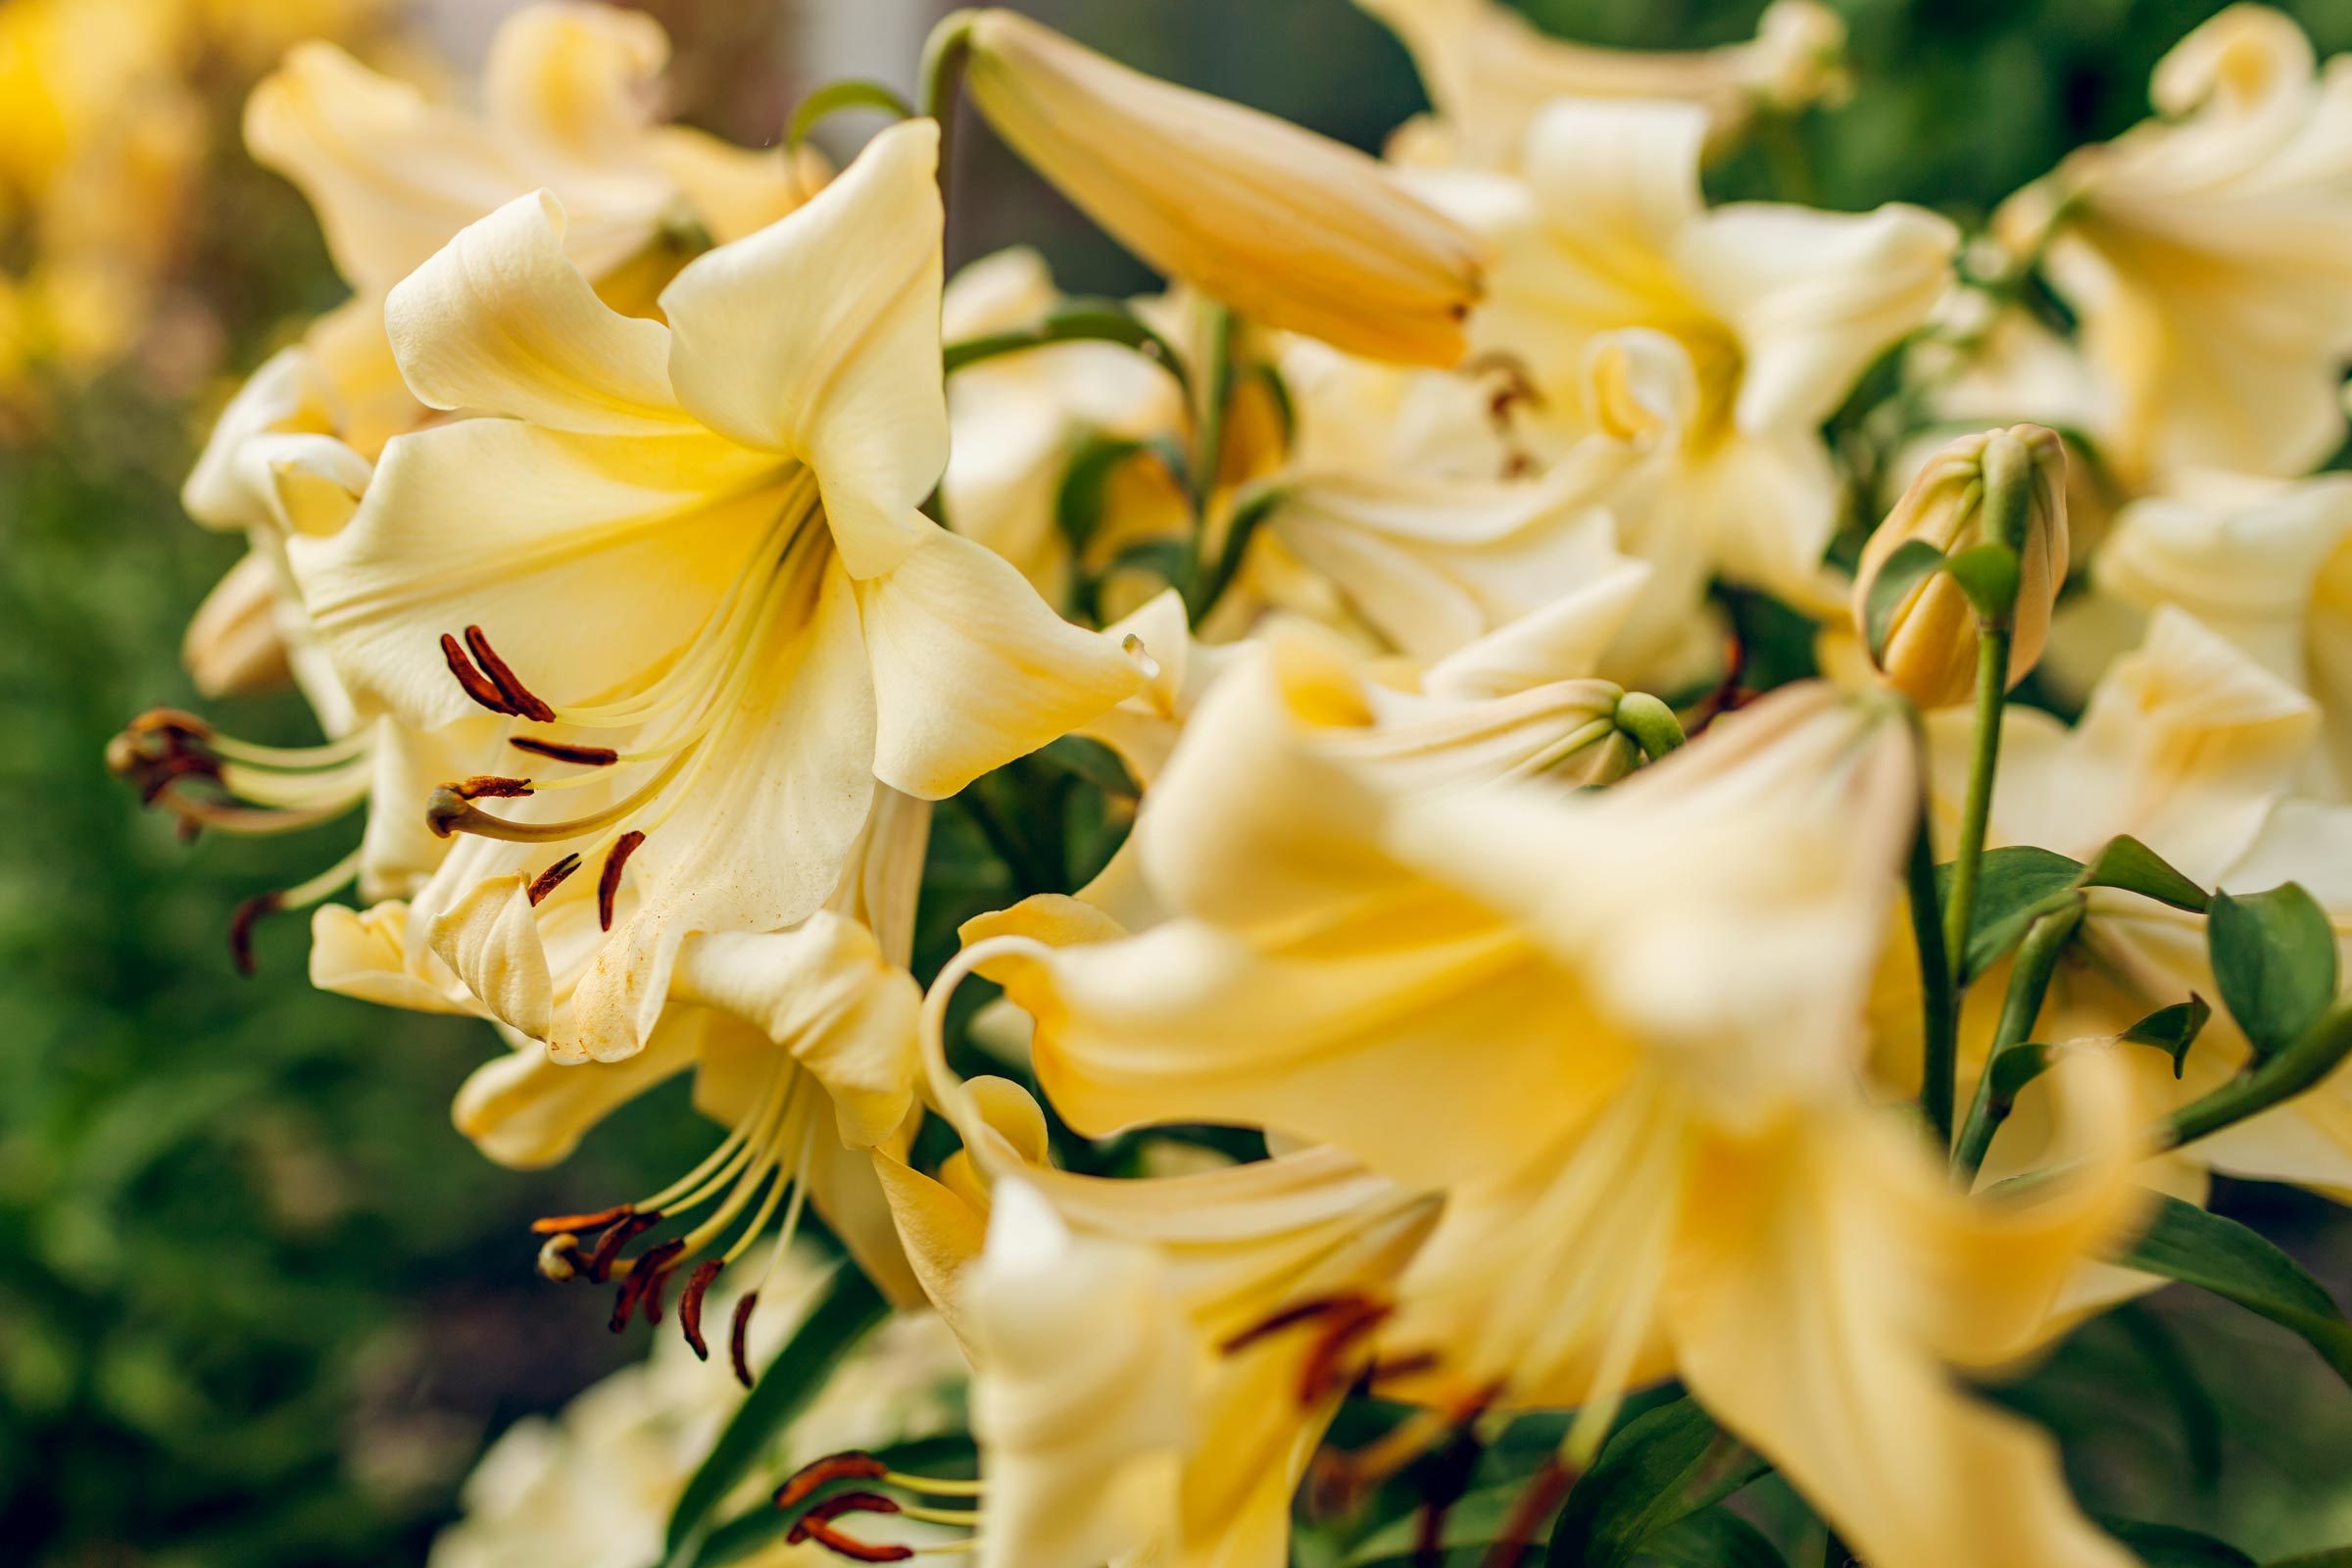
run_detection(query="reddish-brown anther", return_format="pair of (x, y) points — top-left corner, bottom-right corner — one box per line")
(510, 735), (619, 766)
(227, 892), (282, 978)
(791, 1494), (913, 1561)
(585, 1210), (662, 1283)
(598, 829), (647, 931)
(774, 1452), (889, 1512)
(679, 1259), (726, 1360)
(730, 1292), (760, 1388)
(453, 775), (534, 800)
(441, 633), (519, 716)
(464, 625), (557, 722)
(530, 1202), (632, 1236)
(527, 853), (583, 906)
(635, 1238), (688, 1325)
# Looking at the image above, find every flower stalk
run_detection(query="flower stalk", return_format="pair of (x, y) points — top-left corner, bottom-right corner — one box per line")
(1951, 902), (2081, 1180)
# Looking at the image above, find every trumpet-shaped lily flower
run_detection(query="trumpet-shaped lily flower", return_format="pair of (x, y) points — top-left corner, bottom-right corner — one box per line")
(1413, 97), (1956, 609)
(950, 643), (2146, 1568)
(286, 122), (1143, 1064)
(1996, 5), (2352, 484)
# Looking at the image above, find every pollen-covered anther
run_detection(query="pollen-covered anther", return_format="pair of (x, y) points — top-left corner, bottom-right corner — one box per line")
(510, 735), (619, 767)
(527, 853), (583, 906)
(610, 1237), (687, 1332)
(678, 1259), (725, 1360)
(463, 624), (557, 722)
(452, 775), (534, 801)
(789, 1493), (913, 1564)
(584, 1209), (663, 1283)
(775, 1452), (890, 1512)
(598, 829), (647, 931)
(530, 1203), (634, 1236)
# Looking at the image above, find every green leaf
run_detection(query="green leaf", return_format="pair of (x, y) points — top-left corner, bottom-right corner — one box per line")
(1036, 735), (1139, 798)
(1638, 1509), (1790, 1568)
(1934, 846), (2084, 982)
(663, 1267), (891, 1556)
(2122, 1194), (2352, 1389)
(1944, 540), (2022, 620)
(944, 297), (1190, 399)
(1550, 1398), (1729, 1568)
(2099, 1519), (2256, 1568)
(785, 79), (913, 150)
(1342, 1484), (1526, 1568)
(2208, 884), (2339, 1061)
(2111, 1303), (2223, 1491)
(2122, 997), (2212, 1080)
(1984, 1039), (2053, 1108)
(2269, 1551), (2352, 1567)
(2081, 834), (2210, 912)
(1862, 538), (1945, 661)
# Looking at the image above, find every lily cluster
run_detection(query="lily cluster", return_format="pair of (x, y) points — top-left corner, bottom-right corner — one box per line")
(108, 5), (2352, 1568)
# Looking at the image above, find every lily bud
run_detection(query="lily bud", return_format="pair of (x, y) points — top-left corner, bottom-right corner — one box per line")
(957, 9), (1486, 366)
(1852, 424), (2069, 709)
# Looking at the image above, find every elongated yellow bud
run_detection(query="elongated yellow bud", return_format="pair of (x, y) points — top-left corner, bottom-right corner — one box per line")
(1852, 425), (2069, 709)
(957, 9), (1486, 366)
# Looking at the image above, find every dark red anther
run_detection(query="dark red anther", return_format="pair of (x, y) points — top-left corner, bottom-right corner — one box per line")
(1299, 1299), (1394, 1404)
(774, 1452), (888, 1512)
(453, 775), (533, 800)
(442, 632), (519, 716)
(527, 853), (582, 906)
(530, 1202), (632, 1236)
(510, 735), (618, 766)
(635, 1238), (687, 1324)
(679, 1259), (726, 1360)
(730, 1291), (760, 1388)
(597, 829), (646, 931)
(792, 1494), (912, 1561)
(227, 892), (282, 978)
(1219, 1295), (1359, 1353)
(1476, 1457), (1577, 1568)
(464, 625), (556, 722)
(585, 1209), (662, 1284)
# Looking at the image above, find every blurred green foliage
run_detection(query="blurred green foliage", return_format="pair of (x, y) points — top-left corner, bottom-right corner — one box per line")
(5, 1), (2352, 1564)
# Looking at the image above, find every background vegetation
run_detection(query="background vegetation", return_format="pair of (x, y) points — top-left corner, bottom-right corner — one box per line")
(5, 0), (2351, 1562)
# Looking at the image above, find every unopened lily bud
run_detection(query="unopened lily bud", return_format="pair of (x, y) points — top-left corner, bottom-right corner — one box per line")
(957, 9), (1486, 366)
(1852, 424), (2069, 709)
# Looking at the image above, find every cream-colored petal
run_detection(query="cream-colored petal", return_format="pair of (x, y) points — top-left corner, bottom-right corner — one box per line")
(857, 526), (1144, 798)
(1678, 200), (1956, 434)
(1519, 97), (1708, 272)
(479, 2), (666, 165)
(287, 417), (774, 728)
(648, 126), (820, 243)
(453, 1023), (698, 1169)
(662, 120), (946, 579)
(182, 550), (294, 698)
(427, 874), (557, 1041)
(309, 900), (478, 1015)
(356, 714), (506, 903)
(384, 190), (685, 434)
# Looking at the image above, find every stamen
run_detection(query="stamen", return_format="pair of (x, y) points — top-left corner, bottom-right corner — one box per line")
(510, 735), (619, 767)
(452, 775), (534, 800)
(791, 1494), (913, 1564)
(537, 1233), (581, 1281)
(531, 1203), (633, 1235)
(464, 625), (557, 722)
(228, 893), (279, 978)
(776, 1452), (890, 1512)
(730, 1292), (760, 1387)
(586, 1209), (662, 1283)
(598, 829), (647, 930)
(527, 854), (583, 906)
(1476, 1458), (1577, 1568)
(610, 1237), (686, 1332)
(425, 748), (693, 844)
(883, 1473), (986, 1499)
(1219, 1293), (1394, 1405)
(678, 1260), (725, 1360)
(441, 632), (521, 717)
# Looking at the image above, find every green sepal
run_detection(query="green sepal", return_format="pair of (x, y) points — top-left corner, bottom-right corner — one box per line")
(1863, 537), (1945, 661)
(1944, 539), (2022, 621)
(2121, 996), (2211, 1080)
(1549, 1397), (1741, 1568)
(2080, 834), (2211, 912)
(1639, 1508), (1791, 1568)
(2120, 1194), (2352, 1390)
(785, 79), (914, 151)
(662, 1266), (892, 1556)
(944, 297), (1191, 400)
(2098, 1519), (2256, 1568)
(2208, 883), (2338, 1062)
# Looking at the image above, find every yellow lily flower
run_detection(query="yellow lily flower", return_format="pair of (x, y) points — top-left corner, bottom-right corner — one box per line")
(1360, 0), (1850, 171)
(952, 643), (2147, 1568)
(284, 122), (1142, 1065)
(2095, 471), (2352, 798)
(1413, 97), (1956, 609)
(1996, 5), (2352, 484)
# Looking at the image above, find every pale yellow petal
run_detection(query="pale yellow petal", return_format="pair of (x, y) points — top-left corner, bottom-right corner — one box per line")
(479, 2), (667, 165)
(427, 874), (557, 1041)
(453, 1025), (697, 1169)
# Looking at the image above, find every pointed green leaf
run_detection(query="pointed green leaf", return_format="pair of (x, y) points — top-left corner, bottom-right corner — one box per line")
(1640, 1509), (1791, 1568)
(1984, 1039), (2054, 1108)
(2081, 834), (2210, 911)
(786, 79), (913, 150)
(2112, 1303), (2223, 1491)
(1550, 1397), (1734, 1568)
(2099, 1519), (2256, 1568)
(1341, 1484), (1527, 1568)
(663, 1267), (891, 1554)
(2208, 883), (2338, 1061)
(1945, 540), (2022, 620)
(1863, 538), (1946, 661)
(2122, 1194), (2352, 1389)
(2269, 1551), (2352, 1567)
(1935, 846), (2085, 982)
(2122, 997), (2212, 1080)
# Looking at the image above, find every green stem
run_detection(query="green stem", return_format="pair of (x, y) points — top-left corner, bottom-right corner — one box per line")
(1905, 765), (1960, 1149)
(1942, 622), (2012, 986)
(918, 12), (976, 216)
(1951, 903), (2081, 1180)
(2159, 997), (2352, 1152)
